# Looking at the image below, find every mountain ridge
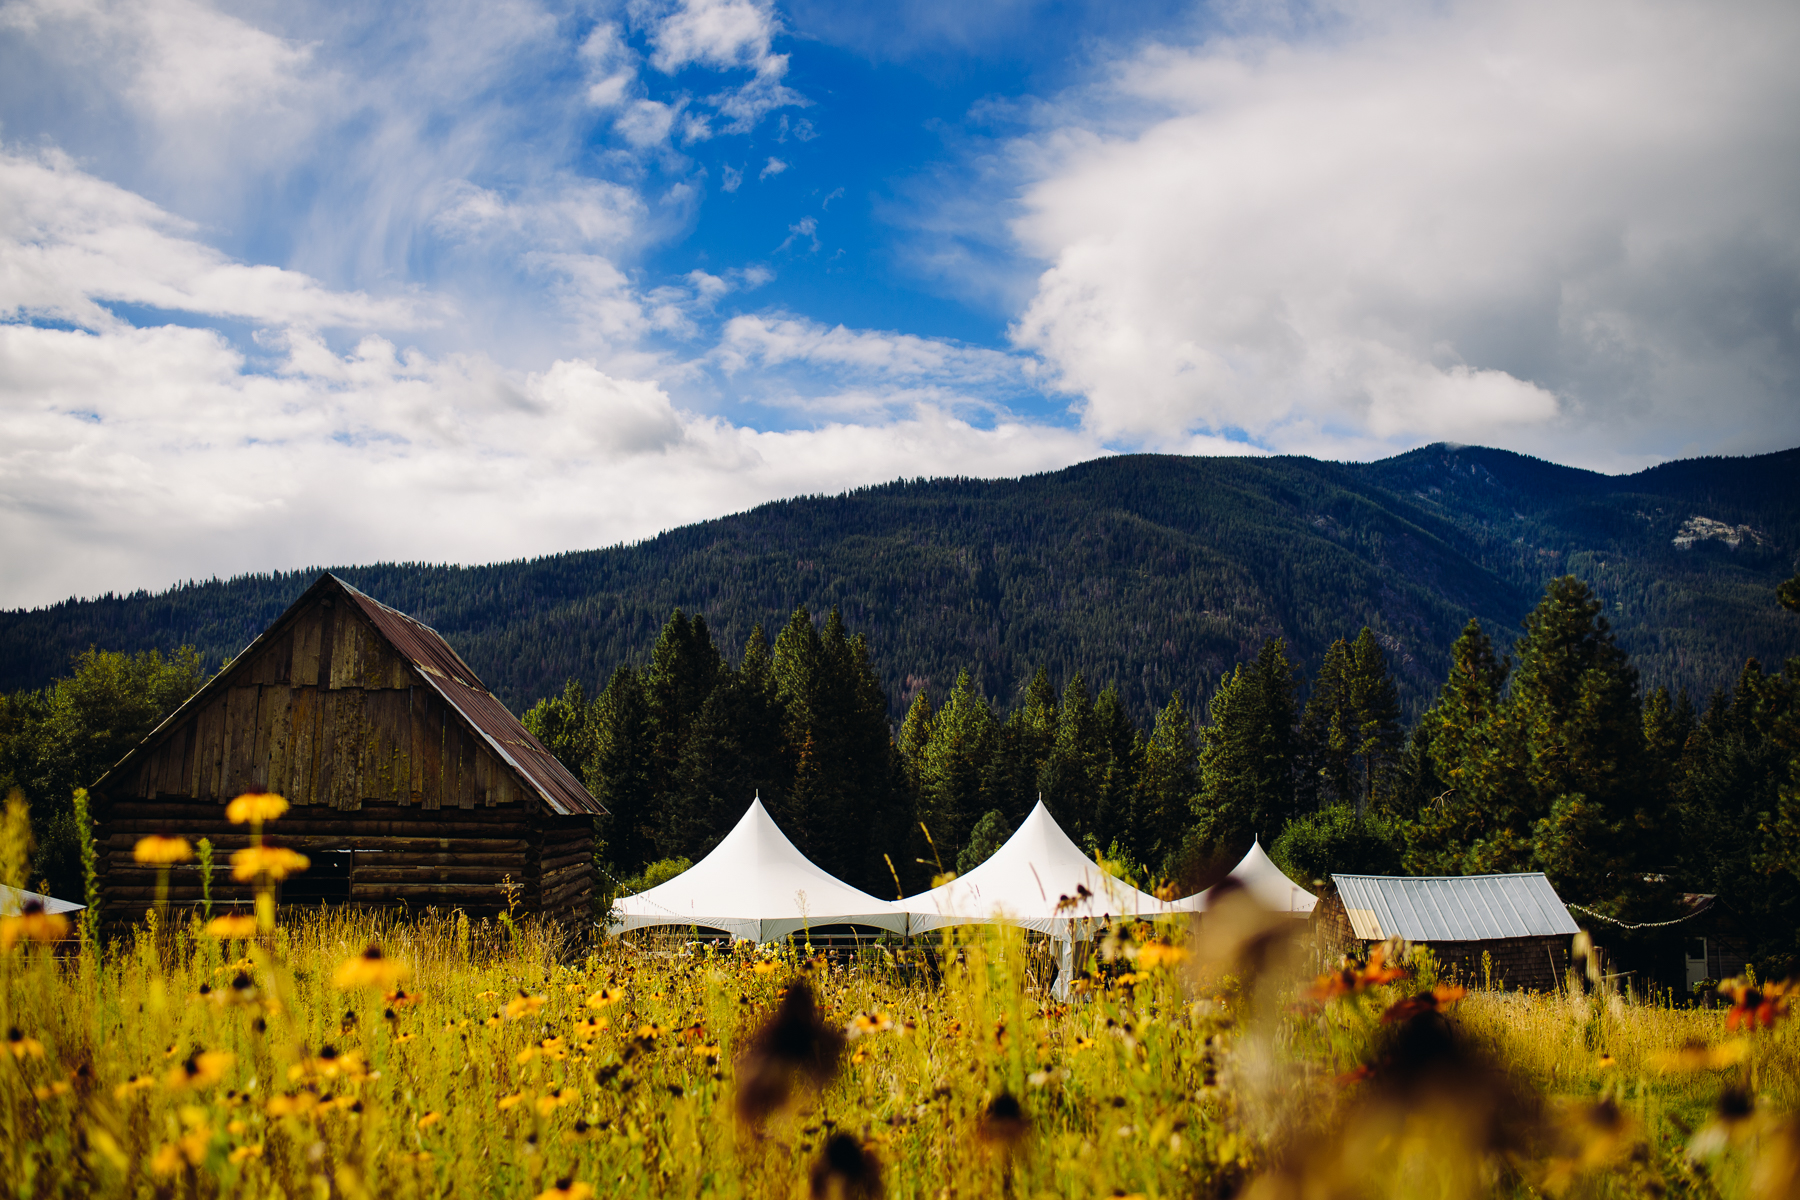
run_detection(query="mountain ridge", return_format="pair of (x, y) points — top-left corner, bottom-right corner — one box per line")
(5, 443), (1796, 722)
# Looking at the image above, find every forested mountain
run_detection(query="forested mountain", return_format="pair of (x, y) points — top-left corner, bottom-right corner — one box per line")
(3, 443), (1796, 724)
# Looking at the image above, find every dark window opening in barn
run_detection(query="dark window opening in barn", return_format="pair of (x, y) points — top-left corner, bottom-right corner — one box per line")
(284, 851), (352, 906)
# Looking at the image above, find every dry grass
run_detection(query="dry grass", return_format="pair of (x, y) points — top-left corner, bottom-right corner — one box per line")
(1, 902), (1795, 1200)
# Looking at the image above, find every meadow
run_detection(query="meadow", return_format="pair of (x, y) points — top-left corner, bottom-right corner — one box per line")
(1, 792), (1796, 1200)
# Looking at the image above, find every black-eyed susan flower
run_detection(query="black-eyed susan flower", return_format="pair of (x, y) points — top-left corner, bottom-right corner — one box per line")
(586, 987), (624, 1008)
(226, 792), (289, 824)
(228, 1145), (263, 1164)
(230, 845), (309, 882)
(1, 900), (69, 950)
(166, 1050), (234, 1091)
(1653, 1039), (1750, 1073)
(846, 1011), (893, 1039)
(205, 914), (259, 939)
(505, 991), (547, 1020)
(113, 1073), (156, 1098)
(6, 1028), (45, 1058)
(497, 1091), (529, 1112)
(534, 1088), (580, 1116)
(133, 835), (193, 864)
(809, 1133), (882, 1200)
(1721, 977), (1793, 1032)
(333, 945), (409, 991)
(417, 1111), (442, 1129)
(536, 1178), (593, 1200)
(976, 1093), (1030, 1153)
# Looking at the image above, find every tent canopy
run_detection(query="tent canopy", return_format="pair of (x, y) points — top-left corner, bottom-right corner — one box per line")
(1172, 839), (1316, 915)
(898, 801), (1172, 939)
(0, 884), (83, 916)
(608, 798), (906, 943)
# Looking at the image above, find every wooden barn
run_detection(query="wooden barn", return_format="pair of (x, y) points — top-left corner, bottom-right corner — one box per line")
(91, 573), (603, 928)
(1318, 872), (1582, 992)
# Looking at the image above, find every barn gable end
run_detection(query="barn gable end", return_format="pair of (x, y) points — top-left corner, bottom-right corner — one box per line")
(91, 574), (602, 928)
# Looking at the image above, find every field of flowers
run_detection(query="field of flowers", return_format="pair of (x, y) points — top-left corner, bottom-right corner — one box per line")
(2, 796), (1798, 1199)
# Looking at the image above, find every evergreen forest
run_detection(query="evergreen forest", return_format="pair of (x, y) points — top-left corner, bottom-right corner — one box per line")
(2, 443), (1798, 984)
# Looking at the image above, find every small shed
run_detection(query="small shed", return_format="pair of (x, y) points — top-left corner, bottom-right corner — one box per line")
(92, 573), (604, 928)
(1319, 872), (1581, 991)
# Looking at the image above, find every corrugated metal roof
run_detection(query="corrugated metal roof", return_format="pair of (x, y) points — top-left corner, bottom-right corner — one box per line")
(1330, 873), (1579, 942)
(332, 577), (605, 817)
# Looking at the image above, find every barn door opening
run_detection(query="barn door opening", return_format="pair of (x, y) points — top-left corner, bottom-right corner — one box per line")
(284, 851), (352, 906)
(1684, 937), (1709, 991)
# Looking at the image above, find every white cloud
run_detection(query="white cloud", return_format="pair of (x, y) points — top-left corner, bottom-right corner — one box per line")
(639, 0), (805, 132)
(720, 163), (743, 192)
(759, 156), (787, 181)
(0, 317), (1096, 607)
(716, 313), (1035, 390)
(0, 146), (424, 331)
(777, 215), (819, 254)
(614, 97), (681, 148)
(1006, 0), (1800, 464)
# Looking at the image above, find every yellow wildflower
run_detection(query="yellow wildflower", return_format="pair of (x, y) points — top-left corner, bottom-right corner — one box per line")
(205, 914), (259, 939)
(1, 904), (69, 950)
(537, 1179), (594, 1200)
(230, 845), (309, 882)
(498, 1091), (530, 1112)
(505, 992), (547, 1020)
(333, 944), (409, 991)
(6, 1028), (45, 1058)
(1654, 1040), (1751, 1073)
(586, 987), (624, 1008)
(228, 1145), (263, 1164)
(417, 1111), (442, 1129)
(166, 1050), (234, 1091)
(226, 792), (289, 824)
(133, 835), (193, 864)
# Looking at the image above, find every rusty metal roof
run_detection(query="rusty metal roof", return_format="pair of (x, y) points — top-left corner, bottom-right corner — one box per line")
(331, 577), (604, 817)
(1330, 872), (1579, 942)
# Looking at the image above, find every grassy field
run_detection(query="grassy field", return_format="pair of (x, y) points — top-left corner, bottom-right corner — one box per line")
(2, 891), (1797, 1200)
(0, 796), (1794, 1199)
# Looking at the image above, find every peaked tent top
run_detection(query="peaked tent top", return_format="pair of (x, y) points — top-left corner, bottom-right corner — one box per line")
(609, 798), (906, 943)
(1171, 839), (1317, 915)
(897, 800), (1173, 938)
(0, 884), (83, 916)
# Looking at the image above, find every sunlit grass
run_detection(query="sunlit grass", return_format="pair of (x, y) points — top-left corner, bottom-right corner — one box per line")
(1, 904), (1794, 1199)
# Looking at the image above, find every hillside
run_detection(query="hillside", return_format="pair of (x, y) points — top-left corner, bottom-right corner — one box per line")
(4, 444), (1796, 722)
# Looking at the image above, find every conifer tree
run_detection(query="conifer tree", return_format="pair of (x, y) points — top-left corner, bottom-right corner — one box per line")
(522, 678), (591, 778)
(1136, 692), (1198, 873)
(1039, 674), (1099, 840)
(1298, 637), (1354, 809)
(918, 671), (994, 860)
(985, 667), (1058, 824)
(591, 664), (657, 873)
(1091, 683), (1142, 854)
(898, 690), (935, 796)
(1192, 638), (1299, 857)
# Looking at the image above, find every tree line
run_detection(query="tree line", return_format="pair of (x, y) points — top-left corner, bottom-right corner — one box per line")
(525, 573), (1800, 977)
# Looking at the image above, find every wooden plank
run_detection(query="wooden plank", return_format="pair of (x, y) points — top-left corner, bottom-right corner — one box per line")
(474, 745), (491, 808)
(197, 695), (227, 800)
(223, 686), (262, 797)
(179, 721), (199, 799)
(292, 608), (321, 687)
(314, 689), (339, 805)
(286, 688), (316, 804)
(382, 689), (409, 805)
(104, 834), (530, 853)
(262, 684), (293, 797)
(330, 610), (361, 690)
(415, 689), (442, 811)
(333, 691), (367, 811)
(456, 725), (477, 810)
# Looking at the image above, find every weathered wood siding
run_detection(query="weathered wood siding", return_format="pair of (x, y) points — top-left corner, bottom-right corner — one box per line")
(1315, 891), (1573, 993)
(95, 588), (593, 929)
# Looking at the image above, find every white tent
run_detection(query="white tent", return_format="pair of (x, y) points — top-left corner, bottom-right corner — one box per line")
(608, 797), (907, 943)
(1170, 839), (1316, 915)
(898, 800), (1174, 994)
(0, 884), (83, 916)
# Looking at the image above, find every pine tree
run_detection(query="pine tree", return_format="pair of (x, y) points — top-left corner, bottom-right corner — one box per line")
(1298, 638), (1354, 810)
(1346, 628), (1403, 816)
(898, 691), (935, 796)
(644, 610), (725, 801)
(1039, 674), (1099, 840)
(1405, 620), (1514, 875)
(1091, 683), (1142, 855)
(591, 664), (657, 874)
(1136, 692), (1198, 873)
(918, 671), (994, 861)
(1192, 638), (1299, 857)
(985, 667), (1057, 824)
(521, 678), (591, 778)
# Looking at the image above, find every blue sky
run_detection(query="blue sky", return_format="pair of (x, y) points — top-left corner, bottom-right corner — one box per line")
(2, 0), (1798, 606)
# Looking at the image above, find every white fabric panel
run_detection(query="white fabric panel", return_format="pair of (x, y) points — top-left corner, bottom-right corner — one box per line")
(1168, 839), (1317, 915)
(608, 798), (908, 942)
(0, 884), (83, 915)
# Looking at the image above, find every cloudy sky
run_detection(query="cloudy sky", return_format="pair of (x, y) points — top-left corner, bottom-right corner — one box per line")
(3, 0), (1797, 607)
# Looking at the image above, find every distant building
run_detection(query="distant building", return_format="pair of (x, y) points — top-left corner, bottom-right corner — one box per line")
(1318, 872), (1581, 991)
(92, 573), (603, 928)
